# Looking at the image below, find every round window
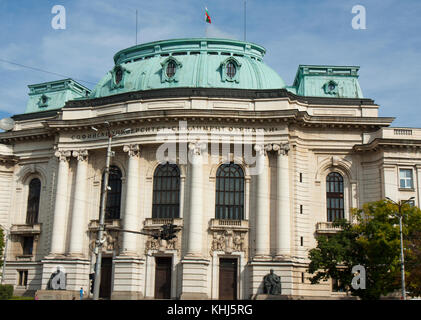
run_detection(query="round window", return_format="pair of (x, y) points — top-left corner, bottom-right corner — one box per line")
(166, 61), (176, 78)
(115, 68), (123, 84)
(226, 62), (236, 78)
(328, 82), (336, 91)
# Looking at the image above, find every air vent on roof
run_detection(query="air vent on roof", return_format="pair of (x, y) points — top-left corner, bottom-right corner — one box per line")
(190, 51), (200, 55)
(233, 54), (244, 57)
(208, 52), (218, 55)
(221, 52), (231, 56)
(173, 52), (187, 56)
(160, 53), (170, 57)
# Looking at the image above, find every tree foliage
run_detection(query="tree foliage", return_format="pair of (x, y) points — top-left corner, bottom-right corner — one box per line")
(308, 200), (421, 300)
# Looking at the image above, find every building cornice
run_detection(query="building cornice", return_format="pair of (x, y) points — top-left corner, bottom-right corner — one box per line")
(354, 138), (421, 152)
(0, 109), (394, 144)
(63, 88), (376, 109)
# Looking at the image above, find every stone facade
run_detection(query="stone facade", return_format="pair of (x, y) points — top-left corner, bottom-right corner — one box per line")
(1, 38), (420, 300)
(1, 93), (420, 299)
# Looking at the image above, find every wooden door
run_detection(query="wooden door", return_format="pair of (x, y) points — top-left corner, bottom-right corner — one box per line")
(99, 257), (113, 299)
(155, 257), (172, 299)
(219, 258), (237, 300)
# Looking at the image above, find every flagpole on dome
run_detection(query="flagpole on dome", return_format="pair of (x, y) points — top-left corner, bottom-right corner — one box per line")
(205, 7), (212, 38)
(136, 9), (138, 45)
(244, 1), (247, 41)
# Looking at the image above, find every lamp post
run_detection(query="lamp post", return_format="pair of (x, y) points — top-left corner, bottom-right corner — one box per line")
(91, 123), (132, 300)
(92, 122), (112, 300)
(386, 196), (415, 301)
(0, 225), (10, 285)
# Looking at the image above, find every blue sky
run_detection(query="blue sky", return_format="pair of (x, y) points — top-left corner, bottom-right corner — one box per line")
(0, 0), (420, 127)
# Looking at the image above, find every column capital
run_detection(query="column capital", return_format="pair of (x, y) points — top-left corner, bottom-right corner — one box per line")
(72, 149), (89, 162)
(54, 149), (72, 162)
(188, 141), (206, 156)
(123, 144), (140, 157)
(272, 143), (290, 156)
(254, 143), (272, 156)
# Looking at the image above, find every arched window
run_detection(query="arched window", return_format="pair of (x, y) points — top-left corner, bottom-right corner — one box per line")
(215, 163), (244, 220)
(326, 172), (344, 222)
(152, 163), (180, 219)
(226, 62), (236, 78)
(26, 178), (41, 224)
(166, 61), (176, 78)
(102, 166), (122, 220)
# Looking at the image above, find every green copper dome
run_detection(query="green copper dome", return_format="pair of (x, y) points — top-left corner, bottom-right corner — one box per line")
(90, 38), (286, 98)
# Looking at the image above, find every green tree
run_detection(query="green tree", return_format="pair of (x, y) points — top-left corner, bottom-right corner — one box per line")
(308, 200), (421, 300)
(406, 230), (421, 297)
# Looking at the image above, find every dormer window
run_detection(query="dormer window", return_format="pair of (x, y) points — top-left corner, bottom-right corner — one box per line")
(111, 65), (130, 90)
(161, 57), (182, 83)
(115, 67), (123, 85)
(221, 57), (241, 83)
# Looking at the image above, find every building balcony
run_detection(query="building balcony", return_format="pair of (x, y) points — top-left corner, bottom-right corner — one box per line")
(315, 222), (342, 234)
(15, 255), (35, 262)
(10, 223), (41, 235)
(88, 219), (121, 231)
(209, 219), (249, 231)
(143, 218), (183, 229)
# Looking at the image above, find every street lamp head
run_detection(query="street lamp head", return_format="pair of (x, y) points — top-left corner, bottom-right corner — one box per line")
(91, 126), (98, 132)
(386, 197), (395, 204)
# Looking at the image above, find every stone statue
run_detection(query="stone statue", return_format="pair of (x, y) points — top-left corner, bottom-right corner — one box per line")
(263, 269), (282, 295)
(217, 235), (226, 251)
(233, 234), (243, 251)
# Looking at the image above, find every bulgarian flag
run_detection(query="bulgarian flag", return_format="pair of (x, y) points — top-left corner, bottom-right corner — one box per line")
(205, 7), (212, 24)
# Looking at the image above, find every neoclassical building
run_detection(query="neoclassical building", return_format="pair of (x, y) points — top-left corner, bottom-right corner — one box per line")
(0, 38), (420, 299)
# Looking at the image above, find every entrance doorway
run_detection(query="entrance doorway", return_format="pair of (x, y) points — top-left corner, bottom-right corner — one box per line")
(99, 257), (113, 299)
(154, 257), (172, 299)
(219, 258), (237, 300)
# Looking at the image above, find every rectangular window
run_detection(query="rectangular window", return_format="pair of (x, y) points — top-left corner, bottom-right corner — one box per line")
(18, 270), (28, 287)
(22, 237), (34, 255)
(301, 272), (305, 283)
(299, 173), (303, 183)
(399, 169), (414, 189)
(300, 237), (303, 246)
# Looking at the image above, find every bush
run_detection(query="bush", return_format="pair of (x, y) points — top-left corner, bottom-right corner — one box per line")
(0, 285), (13, 300)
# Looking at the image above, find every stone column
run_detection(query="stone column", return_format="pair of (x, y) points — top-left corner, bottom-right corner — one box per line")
(273, 143), (291, 258)
(254, 144), (271, 258)
(186, 142), (206, 256)
(68, 150), (89, 256)
(121, 144), (140, 255)
(50, 150), (72, 255)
